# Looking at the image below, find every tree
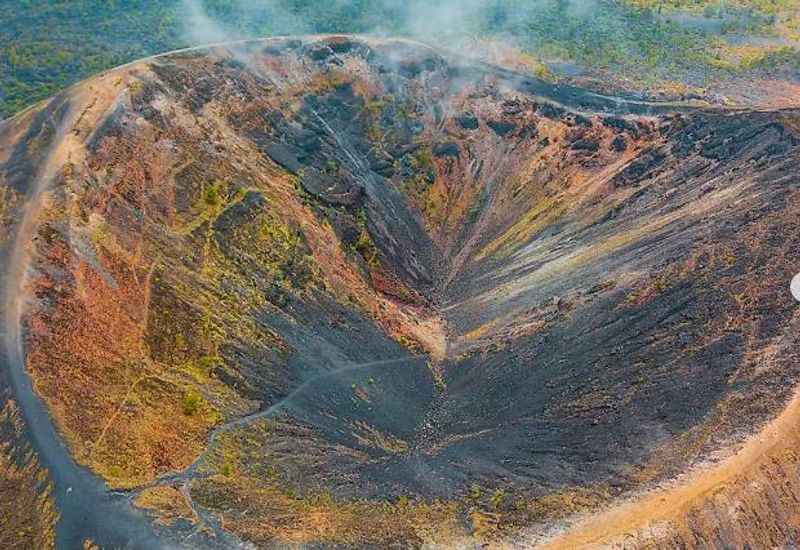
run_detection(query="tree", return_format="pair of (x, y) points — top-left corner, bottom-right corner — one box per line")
(8, 46), (19, 68)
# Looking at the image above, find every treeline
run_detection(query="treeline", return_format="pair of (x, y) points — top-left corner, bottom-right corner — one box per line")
(1, 0), (798, 119)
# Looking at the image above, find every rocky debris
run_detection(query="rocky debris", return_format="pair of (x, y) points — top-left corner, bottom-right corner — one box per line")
(602, 116), (641, 137)
(613, 146), (669, 186)
(327, 36), (374, 59)
(300, 167), (363, 206)
(487, 119), (516, 136)
(306, 44), (335, 61)
(700, 119), (779, 161)
(391, 142), (422, 160)
(213, 191), (268, 235)
(369, 154), (395, 177)
(263, 142), (303, 174)
(571, 137), (600, 152)
(537, 102), (566, 121)
(501, 99), (525, 116)
(398, 57), (441, 79)
(611, 135), (627, 152)
(329, 210), (362, 246)
(433, 142), (460, 158)
(457, 113), (480, 130)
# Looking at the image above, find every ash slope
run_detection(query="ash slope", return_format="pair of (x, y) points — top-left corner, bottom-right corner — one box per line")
(1, 36), (800, 548)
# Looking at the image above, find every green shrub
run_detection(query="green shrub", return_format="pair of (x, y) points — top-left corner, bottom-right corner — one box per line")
(182, 390), (202, 416)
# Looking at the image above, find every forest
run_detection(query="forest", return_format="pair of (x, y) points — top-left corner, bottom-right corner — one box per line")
(1, 0), (798, 119)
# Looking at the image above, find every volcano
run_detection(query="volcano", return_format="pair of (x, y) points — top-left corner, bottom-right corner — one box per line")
(2, 36), (800, 549)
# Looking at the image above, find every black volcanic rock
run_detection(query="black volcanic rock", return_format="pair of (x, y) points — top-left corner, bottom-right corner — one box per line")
(487, 119), (516, 136)
(457, 113), (480, 129)
(571, 137), (600, 152)
(300, 167), (363, 206)
(433, 142), (460, 158)
(213, 191), (268, 235)
(263, 142), (303, 174)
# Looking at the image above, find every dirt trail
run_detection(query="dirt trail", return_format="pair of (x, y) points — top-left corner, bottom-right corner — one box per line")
(135, 355), (427, 491)
(0, 67), (212, 550)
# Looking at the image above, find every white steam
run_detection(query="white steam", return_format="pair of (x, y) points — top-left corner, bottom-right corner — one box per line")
(181, 0), (240, 46)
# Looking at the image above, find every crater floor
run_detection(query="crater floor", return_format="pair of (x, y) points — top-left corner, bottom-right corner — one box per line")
(2, 36), (800, 548)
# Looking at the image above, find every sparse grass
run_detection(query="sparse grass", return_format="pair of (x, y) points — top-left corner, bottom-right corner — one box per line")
(354, 228), (379, 267)
(134, 486), (195, 526)
(468, 483), (482, 502)
(394, 334), (426, 355)
(490, 489), (506, 510)
(183, 355), (222, 383)
(256, 215), (318, 296)
(400, 146), (437, 218)
(306, 70), (353, 96)
(470, 509), (501, 541)
(200, 180), (228, 216)
(350, 208), (381, 269)
(517, 486), (611, 524)
(182, 391), (202, 416)
(479, 194), (567, 260)
(0, 186), (15, 230)
(186, 421), (467, 545)
(191, 473), (466, 547)
(352, 420), (410, 454)
(626, 272), (672, 305)
(203, 183), (221, 208)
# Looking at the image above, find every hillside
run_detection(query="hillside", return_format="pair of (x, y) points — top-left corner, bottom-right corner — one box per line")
(2, 35), (800, 548)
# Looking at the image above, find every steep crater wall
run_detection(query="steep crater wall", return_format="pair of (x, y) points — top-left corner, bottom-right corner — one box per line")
(1, 36), (800, 548)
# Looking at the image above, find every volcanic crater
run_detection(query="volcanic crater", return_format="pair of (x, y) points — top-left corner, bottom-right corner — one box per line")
(2, 36), (800, 548)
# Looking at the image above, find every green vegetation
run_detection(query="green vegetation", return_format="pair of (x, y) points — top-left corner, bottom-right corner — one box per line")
(2, 1), (799, 119)
(468, 483), (482, 502)
(1, 1), (185, 118)
(183, 354), (223, 382)
(502, 0), (798, 86)
(351, 208), (380, 268)
(182, 390), (203, 416)
(0, 187), (13, 229)
(323, 158), (340, 175)
(257, 216), (315, 289)
(490, 489), (506, 510)
(400, 146), (436, 214)
(203, 181), (223, 208)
